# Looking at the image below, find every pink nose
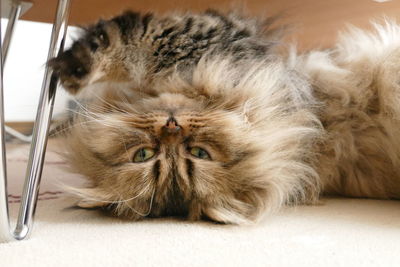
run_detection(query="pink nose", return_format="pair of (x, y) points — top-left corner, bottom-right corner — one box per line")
(164, 117), (181, 134)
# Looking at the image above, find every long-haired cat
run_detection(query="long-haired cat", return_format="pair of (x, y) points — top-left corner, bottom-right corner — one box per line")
(49, 10), (400, 224)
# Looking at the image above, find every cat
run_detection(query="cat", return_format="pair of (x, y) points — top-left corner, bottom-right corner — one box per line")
(49, 9), (400, 224)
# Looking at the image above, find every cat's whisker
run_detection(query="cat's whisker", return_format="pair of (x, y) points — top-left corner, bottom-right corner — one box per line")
(50, 119), (104, 136)
(111, 181), (153, 203)
(122, 187), (156, 217)
(64, 108), (101, 120)
(64, 181), (154, 206)
(120, 135), (132, 162)
(92, 93), (130, 113)
(71, 99), (123, 122)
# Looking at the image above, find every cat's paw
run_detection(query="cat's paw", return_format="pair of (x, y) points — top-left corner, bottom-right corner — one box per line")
(48, 21), (110, 94)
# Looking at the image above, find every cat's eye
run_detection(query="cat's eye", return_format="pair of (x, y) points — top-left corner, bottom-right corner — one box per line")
(133, 148), (155, 163)
(189, 147), (211, 160)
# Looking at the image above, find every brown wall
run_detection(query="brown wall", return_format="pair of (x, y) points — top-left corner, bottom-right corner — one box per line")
(21, 0), (400, 49)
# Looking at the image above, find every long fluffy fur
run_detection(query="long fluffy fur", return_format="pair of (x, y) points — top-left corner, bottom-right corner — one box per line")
(51, 11), (400, 224)
(297, 20), (400, 198)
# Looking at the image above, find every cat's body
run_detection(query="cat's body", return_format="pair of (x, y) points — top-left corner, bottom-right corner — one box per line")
(50, 10), (400, 224)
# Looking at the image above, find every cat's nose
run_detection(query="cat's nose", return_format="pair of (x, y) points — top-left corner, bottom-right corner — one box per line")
(163, 117), (181, 134)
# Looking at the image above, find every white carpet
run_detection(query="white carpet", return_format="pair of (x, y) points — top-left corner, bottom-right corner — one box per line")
(1, 142), (400, 267)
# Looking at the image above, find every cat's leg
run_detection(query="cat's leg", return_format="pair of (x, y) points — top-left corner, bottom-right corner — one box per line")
(48, 20), (111, 94)
(49, 12), (145, 94)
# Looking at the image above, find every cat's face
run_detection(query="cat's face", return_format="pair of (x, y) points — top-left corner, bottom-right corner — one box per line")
(68, 91), (268, 224)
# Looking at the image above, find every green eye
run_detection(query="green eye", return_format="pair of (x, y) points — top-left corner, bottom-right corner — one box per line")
(190, 147), (211, 160)
(133, 148), (155, 163)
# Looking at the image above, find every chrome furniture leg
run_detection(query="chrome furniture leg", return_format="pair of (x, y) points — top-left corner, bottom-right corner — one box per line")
(2, 0), (22, 66)
(2, 0), (32, 143)
(0, 0), (71, 242)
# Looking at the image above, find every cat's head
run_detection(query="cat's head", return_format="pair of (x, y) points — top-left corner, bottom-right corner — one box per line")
(50, 9), (320, 224)
(64, 55), (321, 224)
(66, 89), (271, 224)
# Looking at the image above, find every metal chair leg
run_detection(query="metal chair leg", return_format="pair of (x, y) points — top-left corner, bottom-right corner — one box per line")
(2, 0), (32, 143)
(0, 0), (71, 242)
(2, 0), (22, 66)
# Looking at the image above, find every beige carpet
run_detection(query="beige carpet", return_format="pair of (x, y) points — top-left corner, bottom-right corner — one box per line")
(1, 141), (400, 266)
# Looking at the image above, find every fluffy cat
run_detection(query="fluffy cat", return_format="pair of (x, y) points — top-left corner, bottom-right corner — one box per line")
(49, 10), (400, 224)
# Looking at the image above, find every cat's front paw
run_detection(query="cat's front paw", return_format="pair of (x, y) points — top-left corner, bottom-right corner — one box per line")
(48, 41), (93, 94)
(49, 21), (110, 94)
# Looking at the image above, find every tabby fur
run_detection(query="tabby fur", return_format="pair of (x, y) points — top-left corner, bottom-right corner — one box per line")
(49, 10), (400, 224)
